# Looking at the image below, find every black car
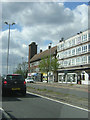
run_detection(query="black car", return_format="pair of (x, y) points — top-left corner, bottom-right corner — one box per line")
(2, 74), (26, 96)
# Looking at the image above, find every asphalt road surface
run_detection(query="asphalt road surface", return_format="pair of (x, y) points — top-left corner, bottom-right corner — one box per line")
(2, 92), (88, 119)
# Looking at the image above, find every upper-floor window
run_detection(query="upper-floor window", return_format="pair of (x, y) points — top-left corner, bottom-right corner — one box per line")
(88, 33), (90, 38)
(88, 56), (90, 63)
(61, 43), (64, 50)
(76, 46), (81, 55)
(64, 51), (67, 58)
(82, 45), (87, 53)
(64, 60), (67, 66)
(82, 34), (87, 42)
(88, 33), (90, 41)
(82, 56), (87, 64)
(76, 36), (81, 44)
(72, 48), (75, 56)
(88, 44), (90, 51)
(57, 46), (60, 51)
(67, 59), (71, 66)
(68, 50), (71, 56)
(69, 40), (72, 47)
(57, 53), (59, 59)
(76, 57), (81, 65)
(72, 39), (75, 46)
(65, 41), (69, 48)
(71, 58), (75, 65)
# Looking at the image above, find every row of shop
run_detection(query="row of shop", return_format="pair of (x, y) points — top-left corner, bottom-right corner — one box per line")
(28, 70), (90, 84)
(58, 72), (89, 84)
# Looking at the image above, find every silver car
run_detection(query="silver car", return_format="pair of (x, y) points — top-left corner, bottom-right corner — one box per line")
(25, 77), (34, 83)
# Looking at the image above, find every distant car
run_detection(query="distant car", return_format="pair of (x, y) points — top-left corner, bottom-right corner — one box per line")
(25, 77), (34, 83)
(2, 74), (26, 96)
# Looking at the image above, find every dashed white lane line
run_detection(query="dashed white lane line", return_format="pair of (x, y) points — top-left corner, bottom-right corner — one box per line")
(27, 91), (90, 112)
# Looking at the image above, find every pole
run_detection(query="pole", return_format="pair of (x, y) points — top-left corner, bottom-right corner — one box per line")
(7, 24), (10, 74)
(5, 22), (15, 74)
(50, 46), (51, 71)
(50, 43), (52, 71)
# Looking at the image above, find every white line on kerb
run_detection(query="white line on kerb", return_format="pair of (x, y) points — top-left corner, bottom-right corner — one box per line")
(27, 91), (90, 112)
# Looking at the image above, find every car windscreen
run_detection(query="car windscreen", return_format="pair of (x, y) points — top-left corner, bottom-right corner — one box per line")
(6, 75), (24, 81)
(27, 77), (33, 79)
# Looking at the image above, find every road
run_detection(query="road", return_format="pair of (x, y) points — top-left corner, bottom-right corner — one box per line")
(2, 92), (88, 119)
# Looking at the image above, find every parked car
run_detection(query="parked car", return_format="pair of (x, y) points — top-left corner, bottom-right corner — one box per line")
(25, 77), (34, 83)
(2, 74), (26, 96)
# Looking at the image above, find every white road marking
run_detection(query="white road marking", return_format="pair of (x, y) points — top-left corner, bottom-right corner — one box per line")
(27, 91), (90, 112)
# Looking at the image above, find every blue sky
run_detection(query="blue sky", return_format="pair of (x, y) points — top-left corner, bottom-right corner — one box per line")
(2, 23), (22, 32)
(64, 2), (88, 10)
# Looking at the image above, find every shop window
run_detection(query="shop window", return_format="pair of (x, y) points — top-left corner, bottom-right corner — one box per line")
(89, 75), (90, 80)
(82, 74), (85, 80)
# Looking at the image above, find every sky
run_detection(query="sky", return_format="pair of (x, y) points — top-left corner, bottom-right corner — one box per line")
(0, 0), (89, 74)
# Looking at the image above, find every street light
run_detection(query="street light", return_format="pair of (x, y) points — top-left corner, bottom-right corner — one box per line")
(49, 42), (52, 71)
(4, 22), (15, 74)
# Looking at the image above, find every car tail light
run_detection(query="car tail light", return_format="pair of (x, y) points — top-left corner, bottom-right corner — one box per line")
(4, 81), (7, 84)
(24, 81), (26, 85)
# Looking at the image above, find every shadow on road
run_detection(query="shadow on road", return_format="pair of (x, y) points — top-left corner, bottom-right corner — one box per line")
(2, 92), (40, 102)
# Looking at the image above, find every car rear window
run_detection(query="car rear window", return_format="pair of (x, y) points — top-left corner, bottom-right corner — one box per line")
(7, 75), (24, 81)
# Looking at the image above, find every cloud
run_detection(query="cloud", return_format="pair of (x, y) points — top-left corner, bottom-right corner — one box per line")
(1, 2), (88, 74)
(2, 2), (74, 27)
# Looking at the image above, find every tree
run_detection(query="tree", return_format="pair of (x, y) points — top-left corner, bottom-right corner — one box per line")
(39, 56), (50, 83)
(14, 62), (28, 78)
(39, 56), (60, 82)
(51, 58), (60, 82)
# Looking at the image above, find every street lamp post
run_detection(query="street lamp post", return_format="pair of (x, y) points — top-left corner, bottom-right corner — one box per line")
(49, 43), (52, 71)
(5, 22), (15, 74)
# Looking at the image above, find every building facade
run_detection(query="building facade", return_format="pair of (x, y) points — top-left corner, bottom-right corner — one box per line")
(57, 30), (90, 84)
(28, 45), (57, 82)
(30, 46), (57, 73)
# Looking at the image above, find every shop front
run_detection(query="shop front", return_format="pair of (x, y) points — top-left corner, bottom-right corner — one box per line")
(58, 73), (77, 84)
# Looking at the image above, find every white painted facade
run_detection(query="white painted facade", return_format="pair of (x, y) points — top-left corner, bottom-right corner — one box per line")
(57, 30), (90, 84)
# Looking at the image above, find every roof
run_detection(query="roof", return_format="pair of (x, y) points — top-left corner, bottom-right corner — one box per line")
(30, 46), (57, 63)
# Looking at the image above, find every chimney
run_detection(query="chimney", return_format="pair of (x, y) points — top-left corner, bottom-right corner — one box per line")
(77, 33), (80, 35)
(40, 49), (42, 53)
(28, 42), (37, 72)
(59, 37), (64, 42)
(48, 45), (51, 49)
(80, 31), (82, 34)
(61, 37), (64, 41)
